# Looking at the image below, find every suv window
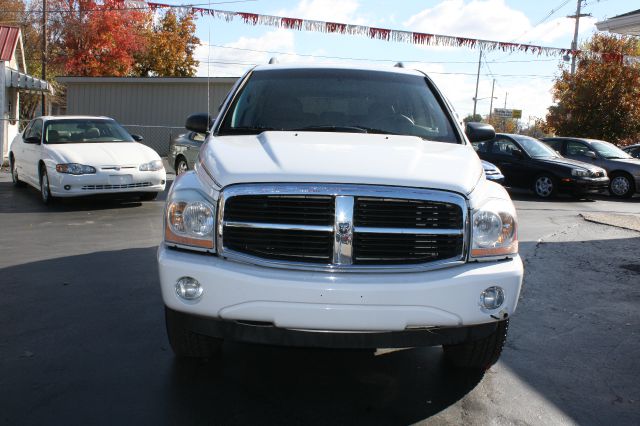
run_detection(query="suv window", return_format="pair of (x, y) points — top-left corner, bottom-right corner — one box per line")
(219, 68), (459, 143)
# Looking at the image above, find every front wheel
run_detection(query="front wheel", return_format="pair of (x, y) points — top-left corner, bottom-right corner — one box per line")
(175, 157), (189, 175)
(40, 167), (53, 204)
(165, 307), (223, 358)
(10, 157), (24, 187)
(609, 173), (635, 198)
(533, 175), (556, 198)
(443, 319), (509, 371)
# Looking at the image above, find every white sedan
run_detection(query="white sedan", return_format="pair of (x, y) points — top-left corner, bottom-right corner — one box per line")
(9, 116), (166, 203)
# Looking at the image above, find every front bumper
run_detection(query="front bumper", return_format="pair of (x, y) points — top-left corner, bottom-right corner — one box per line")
(158, 244), (523, 338)
(48, 167), (166, 197)
(559, 176), (609, 193)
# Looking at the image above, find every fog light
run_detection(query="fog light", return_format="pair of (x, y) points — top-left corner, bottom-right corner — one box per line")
(480, 286), (505, 310)
(64, 185), (71, 190)
(175, 276), (203, 300)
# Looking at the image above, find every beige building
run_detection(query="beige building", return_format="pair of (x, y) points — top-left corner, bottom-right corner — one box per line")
(57, 76), (238, 155)
(596, 9), (640, 36)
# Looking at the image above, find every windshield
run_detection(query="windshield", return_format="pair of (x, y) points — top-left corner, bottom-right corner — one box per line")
(512, 135), (559, 158)
(589, 140), (632, 159)
(218, 68), (459, 143)
(44, 119), (134, 144)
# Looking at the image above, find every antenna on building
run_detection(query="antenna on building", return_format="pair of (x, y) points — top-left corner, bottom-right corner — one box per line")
(268, 57), (279, 64)
(394, 62), (404, 68)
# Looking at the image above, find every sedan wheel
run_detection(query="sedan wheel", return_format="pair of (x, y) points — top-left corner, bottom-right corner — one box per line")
(40, 169), (52, 204)
(534, 175), (555, 198)
(11, 159), (22, 186)
(609, 174), (634, 198)
(176, 159), (188, 175)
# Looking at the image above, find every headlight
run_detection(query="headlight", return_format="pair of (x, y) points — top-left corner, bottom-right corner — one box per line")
(571, 168), (589, 177)
(55, 163), (96, 175)
(471, 199), (518, 258)
(165, 192), (215, 251)
(139, 159), (164, 171)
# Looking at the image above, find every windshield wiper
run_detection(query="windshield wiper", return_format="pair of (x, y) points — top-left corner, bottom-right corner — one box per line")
(605, 156), (628, 159)
(290, 125), (398, 135)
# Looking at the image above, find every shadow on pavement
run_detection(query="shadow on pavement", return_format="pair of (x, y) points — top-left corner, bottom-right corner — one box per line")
(1, 237), (638, 425)
(0, 180), (173, 214)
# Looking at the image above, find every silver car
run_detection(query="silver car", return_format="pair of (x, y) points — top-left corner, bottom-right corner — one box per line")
(168, 131), (206, 175)
(541, 137), (640, 198)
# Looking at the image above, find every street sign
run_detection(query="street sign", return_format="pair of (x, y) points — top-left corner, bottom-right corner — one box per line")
(493, 108), (522, 119)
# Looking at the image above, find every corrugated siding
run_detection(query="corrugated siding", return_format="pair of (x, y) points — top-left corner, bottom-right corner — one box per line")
(65, 80), (236, 155)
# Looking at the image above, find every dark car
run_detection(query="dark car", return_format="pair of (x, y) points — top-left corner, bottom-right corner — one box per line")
(481, 160), (505, 184)
(622, 143), (640, 159)
(473, 133), (608, 198)
(168, 131), (206, 175)
(541, 137), (640, 198)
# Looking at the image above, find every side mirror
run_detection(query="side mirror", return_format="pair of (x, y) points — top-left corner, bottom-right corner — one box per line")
(465, 122), (496, 143)
(131, 134), (144, 142)
(512, 149), (525, 159)
(24, 136), (40, 144)
(585, 150), (597, 159)
(185, 113), (212, 134)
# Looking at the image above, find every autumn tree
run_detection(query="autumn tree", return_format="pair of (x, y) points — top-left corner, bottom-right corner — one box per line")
(51, 0), (149, 76)
(484, 115), (519, 134)
(134, 9), (200, 77)
(546, 33), (640, 145)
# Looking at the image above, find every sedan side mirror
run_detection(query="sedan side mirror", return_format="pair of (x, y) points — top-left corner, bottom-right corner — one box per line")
(512, 149), (525, 159)
(585, 150), (597, 159)
(131, 134), (144, 142)
(186, 113), (212, 134)
(465, 122), (496, 143)
(24, 136), (41, 144)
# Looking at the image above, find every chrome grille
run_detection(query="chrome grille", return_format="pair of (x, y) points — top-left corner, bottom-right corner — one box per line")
(81, 182), (152, 190)
(218, 184), (468, 272)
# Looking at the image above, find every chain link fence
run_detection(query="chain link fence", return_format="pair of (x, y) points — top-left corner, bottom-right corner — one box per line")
(122, 125), (185, 157)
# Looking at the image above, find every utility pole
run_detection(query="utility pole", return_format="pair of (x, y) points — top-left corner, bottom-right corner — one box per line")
(568, 0), (591, 74)
(504, 92), (508, 109)
(472, 49), (482, 119)
(41, 0), (47, 116)
(489, 79), (495, 118)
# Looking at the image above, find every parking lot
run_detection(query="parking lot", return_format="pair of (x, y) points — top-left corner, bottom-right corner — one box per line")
(1, 170), (639, 426)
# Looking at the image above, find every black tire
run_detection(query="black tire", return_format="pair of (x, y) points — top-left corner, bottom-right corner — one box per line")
(10, 155), (24, 187)
(443, 319), (509, 371)
(140, 192), (159, 201)
(175, 157), (189, 175)
(165, 307), (223, 358)
(533, 174), (556, 198)
(39, 166), (53, 204)
(609, 172), (635, 199)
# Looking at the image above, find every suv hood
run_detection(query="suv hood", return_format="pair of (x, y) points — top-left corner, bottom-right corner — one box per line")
(201, 132), (482, 195)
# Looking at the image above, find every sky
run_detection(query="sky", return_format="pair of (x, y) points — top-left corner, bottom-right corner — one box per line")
(164, 0), (633, 124)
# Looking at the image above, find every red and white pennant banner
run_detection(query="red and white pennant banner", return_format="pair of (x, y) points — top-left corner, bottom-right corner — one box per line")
(145, 3), (640, 64)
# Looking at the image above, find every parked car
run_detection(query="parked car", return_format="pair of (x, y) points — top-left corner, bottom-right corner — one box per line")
(168, 131), (206, 175)
(622, 143), (640, 159)
(472, 133), (608, 198)
(541, 137), (640, 198)
(9, 116), (166, 203)
(158, 64), (524, 372)
(482, 160), (505, 184)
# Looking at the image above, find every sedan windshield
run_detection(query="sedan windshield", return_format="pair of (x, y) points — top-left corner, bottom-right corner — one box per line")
(589, 140), (632, 159)
(218, 68), (459, 143)
(512, 135), (559, 158)
(44, 120), (134, 144)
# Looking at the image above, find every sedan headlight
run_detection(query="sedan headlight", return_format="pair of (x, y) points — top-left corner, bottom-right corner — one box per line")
(471, 199), (518, 258)
(55, 163), (96, 175)
(139, 159), (164, 171)
(571, 168), (589, 177)
(165, 190), (216, 251)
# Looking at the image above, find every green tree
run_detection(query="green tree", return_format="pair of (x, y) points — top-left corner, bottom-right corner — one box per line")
(135, 10), (200, 77)
(463, 114), (483, 123)
(546, 34), (640, 145)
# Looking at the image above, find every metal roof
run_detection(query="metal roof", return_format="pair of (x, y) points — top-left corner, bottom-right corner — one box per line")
(0, 25), (20, 62)
(596, 9), (640, 36)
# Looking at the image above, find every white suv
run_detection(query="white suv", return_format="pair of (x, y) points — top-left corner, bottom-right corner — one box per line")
(158, 64), (523, 370)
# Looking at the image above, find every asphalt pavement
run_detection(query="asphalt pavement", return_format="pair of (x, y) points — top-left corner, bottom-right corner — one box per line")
(0, 171), (638, 425)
